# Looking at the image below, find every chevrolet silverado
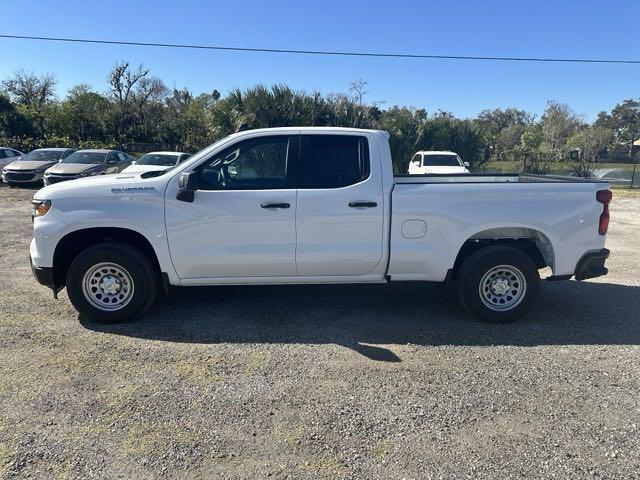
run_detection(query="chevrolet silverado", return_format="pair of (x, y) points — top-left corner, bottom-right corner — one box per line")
(29, 127), (612, 324)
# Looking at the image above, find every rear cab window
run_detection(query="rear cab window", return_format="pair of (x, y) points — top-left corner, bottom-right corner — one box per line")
(299, 135), (369, 188)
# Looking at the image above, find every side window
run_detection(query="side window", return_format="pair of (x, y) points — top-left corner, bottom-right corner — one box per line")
(411, 153), (421, 165)
(197, 135), (290, 191)
(300, 135), (369, 188)
(0, 150), (7, 159)
(117, 152), (127, 162)
(179, 154), (190, 164)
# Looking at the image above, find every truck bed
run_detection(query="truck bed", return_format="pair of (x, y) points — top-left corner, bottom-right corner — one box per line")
(388, 173), (609, 282)
(394, 173), (609, 184)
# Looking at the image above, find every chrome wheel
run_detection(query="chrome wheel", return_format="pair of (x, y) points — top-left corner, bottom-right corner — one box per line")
(479, 265), (527, 311)
(81, 262), (134, 311)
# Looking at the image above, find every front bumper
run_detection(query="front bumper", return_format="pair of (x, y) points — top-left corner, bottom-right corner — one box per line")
(574, 248), (610, 281)
(3, 170), (45, 183)
(43, 174), (80, 186)
(30, 255), (57, 288)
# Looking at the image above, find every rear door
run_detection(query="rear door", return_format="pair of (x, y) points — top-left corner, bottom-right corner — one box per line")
(295, 134), (384, 276)
(165, 134), (298, 279)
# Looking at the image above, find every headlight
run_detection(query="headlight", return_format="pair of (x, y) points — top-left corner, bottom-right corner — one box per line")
(31, 200), (52, 218)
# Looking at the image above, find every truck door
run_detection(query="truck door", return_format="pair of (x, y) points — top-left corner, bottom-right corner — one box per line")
(295, 134), (384, 276)
(164, 134), (298, 279)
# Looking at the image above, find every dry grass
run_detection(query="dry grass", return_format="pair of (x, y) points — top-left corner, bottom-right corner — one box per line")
(612, 186), (640, 198)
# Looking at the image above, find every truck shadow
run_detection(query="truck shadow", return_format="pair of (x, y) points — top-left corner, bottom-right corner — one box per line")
(81, 280), (640, 361)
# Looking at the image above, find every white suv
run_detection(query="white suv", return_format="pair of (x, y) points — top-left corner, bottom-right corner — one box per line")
(408, 151), (470, 175)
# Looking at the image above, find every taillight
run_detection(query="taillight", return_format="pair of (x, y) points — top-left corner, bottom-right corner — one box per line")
(596, 189), (612, 235)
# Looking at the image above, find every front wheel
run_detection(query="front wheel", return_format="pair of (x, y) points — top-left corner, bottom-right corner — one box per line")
(66, 242), (158, 323)
(456, 246), (540, 323)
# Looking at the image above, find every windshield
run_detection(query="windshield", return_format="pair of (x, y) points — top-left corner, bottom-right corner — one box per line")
(61, 151), (107, 164)
(137, 153), (180, 166)
(143, 136), (230, 178)
(174, 135), (231, 167)
(422, 154), (462, 167)
(20, 150), (63, 162)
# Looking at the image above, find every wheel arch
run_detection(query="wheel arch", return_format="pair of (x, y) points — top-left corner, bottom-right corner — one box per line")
(451, 226), (555, 280)
(52, 227), (161, 287)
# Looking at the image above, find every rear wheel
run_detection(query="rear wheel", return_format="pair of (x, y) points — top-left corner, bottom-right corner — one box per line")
(66, 242), (158, 323)
(456, 246), (540, 323)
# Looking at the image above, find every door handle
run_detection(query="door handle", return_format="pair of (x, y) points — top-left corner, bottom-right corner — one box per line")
(349, 201), (377, 208)
(261, 202), (290, 209)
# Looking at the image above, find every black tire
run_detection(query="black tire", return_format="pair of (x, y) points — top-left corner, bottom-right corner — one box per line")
(456, 246), (540, 323)
(66, 242), (158, 323)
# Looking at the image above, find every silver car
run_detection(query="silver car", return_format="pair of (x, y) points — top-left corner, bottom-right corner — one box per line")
(2, 148), (75, 186)
(0, 147), (24, 171)
(43, 149), (133, 186)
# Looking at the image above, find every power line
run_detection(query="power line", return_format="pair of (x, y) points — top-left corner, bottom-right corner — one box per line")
(1, 33), (640, 65)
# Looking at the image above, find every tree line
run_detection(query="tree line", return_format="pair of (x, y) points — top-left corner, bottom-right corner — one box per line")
(1, 62), (639, 175)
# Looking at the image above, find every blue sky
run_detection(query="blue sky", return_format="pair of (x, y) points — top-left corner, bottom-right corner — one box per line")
(1, 0), (639, 120)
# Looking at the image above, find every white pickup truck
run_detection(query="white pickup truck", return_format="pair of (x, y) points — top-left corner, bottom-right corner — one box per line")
(29, 127), (612, 324)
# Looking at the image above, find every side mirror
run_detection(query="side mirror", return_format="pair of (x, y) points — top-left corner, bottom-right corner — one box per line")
(412, 160), (420, 167)
(176, 171), (199, 202)
(131, 160), (137, 165)
(464, 161), (470, 168)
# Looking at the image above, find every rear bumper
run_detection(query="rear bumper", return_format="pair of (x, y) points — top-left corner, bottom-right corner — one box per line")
(574, 248), (610, 281)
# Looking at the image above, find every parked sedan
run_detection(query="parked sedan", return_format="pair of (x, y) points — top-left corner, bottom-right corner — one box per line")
(121, 151), (190, 175)
(44, 149), (133, 186)
(0, 147), (24, 171)
(2, 148), (76, 186)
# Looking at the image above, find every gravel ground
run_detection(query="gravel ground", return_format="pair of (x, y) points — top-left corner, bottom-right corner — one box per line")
(1, 185), (639, 479)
